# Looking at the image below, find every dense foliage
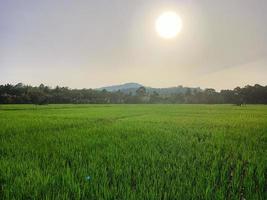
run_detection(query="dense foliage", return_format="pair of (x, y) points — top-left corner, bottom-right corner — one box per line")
(0, 83), (267, 104)
(0, 105), (266, 199)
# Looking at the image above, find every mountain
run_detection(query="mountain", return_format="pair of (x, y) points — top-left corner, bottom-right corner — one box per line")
(98, 82), (143, 92)
(97, 83), (202, 95)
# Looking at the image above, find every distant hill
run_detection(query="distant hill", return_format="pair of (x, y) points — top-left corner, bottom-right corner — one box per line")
(98, 83), (143, 92)
(97, 83), (202, 96)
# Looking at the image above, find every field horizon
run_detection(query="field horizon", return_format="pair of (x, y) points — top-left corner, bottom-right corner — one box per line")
(1, 0), (267, 199)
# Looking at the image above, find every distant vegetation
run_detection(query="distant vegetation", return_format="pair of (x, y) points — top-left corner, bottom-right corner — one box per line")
(0, 83), (267, 104)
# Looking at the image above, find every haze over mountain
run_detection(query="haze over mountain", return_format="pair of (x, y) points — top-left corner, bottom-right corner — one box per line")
(1, 0), (267, 90)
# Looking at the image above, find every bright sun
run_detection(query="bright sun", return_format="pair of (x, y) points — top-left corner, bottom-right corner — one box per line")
(155, 11), (182, 39)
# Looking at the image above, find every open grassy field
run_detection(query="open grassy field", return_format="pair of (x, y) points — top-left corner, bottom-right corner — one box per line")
(0, 104), (266, 199)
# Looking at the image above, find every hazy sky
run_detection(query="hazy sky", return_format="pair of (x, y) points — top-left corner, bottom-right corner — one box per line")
(1, 0), (267, 90)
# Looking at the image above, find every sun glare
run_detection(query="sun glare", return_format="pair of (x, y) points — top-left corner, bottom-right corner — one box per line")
(155, 11), (182, 39)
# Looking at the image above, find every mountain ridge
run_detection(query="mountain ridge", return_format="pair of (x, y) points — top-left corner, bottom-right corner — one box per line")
(97, 82), (202, 95)
(98, 82), (143, 92)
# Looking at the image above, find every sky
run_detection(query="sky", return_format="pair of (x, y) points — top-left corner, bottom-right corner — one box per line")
(1, 0), (267, 90)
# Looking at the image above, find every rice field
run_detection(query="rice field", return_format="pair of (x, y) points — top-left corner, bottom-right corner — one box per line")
(0, 104), (266, 199)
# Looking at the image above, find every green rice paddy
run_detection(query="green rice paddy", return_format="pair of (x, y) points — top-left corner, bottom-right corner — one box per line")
(0, 104), (266, 199)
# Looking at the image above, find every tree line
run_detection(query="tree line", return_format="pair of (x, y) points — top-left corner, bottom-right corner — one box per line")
(0, 83), (267, 105)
